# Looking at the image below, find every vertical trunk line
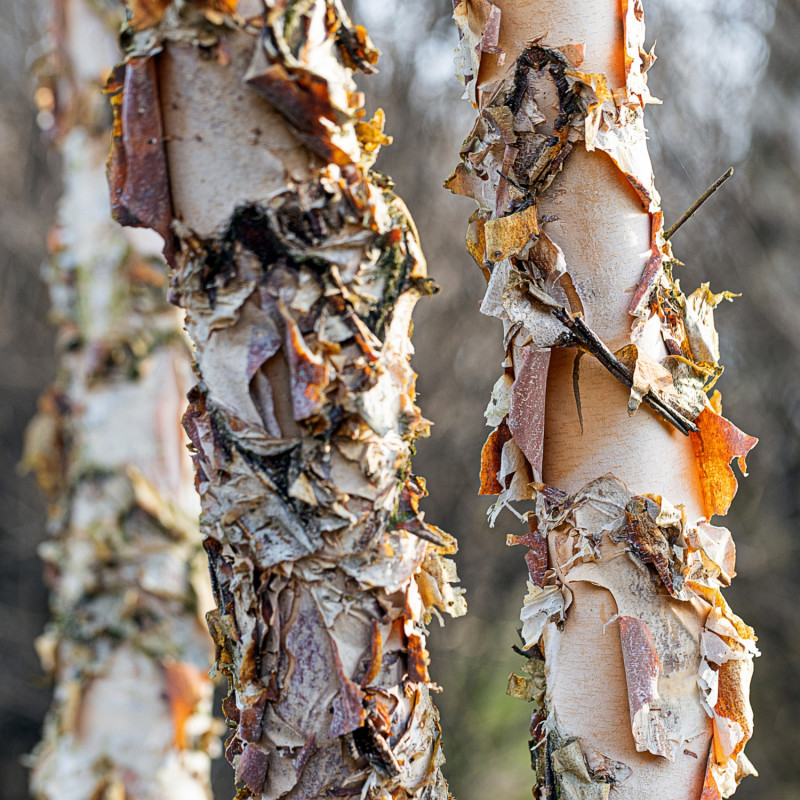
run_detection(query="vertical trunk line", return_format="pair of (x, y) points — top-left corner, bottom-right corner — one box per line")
(110, 3), (465, 798)
(25, 1), (215, 798)
(449, 1), (757, 797)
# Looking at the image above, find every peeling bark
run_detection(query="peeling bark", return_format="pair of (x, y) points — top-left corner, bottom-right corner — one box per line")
(449, 1), (757, 797)
(24, 2), (215, 798)
(110, 2), (464, 798)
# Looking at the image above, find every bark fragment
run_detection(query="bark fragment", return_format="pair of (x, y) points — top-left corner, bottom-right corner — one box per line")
(107, 56), (173, 241)
(690, 405), (758, 519)
(618, 615), (671, 759)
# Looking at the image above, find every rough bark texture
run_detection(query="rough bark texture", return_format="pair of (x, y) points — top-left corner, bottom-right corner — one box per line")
(110, 2), (465, 798)
(448, 1), (757, 798)
(23, 2), (216, 798)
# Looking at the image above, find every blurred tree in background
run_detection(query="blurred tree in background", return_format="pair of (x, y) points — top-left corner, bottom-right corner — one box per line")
(19, 2), (216, 798)
(1, 1), (798, 799)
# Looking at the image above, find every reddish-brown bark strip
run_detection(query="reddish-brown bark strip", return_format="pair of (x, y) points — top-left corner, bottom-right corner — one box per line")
(106, 57), (173, 240)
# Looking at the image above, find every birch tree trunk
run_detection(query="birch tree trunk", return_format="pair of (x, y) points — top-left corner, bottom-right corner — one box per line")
(109, 2), (465, 798)
(448, 1), (758, 797)
(24, 2), (215, 797)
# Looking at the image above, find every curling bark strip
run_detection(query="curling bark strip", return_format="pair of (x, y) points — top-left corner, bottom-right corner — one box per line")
(24, 1), (215, 798)
(109, 2), (465, 798)
(448, 1), (756, 797)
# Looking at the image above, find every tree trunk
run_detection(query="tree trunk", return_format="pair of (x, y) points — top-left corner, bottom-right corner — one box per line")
(448, 0), (757, 797)
(109, 2), (465, 798)
(24, 2), (215, 797)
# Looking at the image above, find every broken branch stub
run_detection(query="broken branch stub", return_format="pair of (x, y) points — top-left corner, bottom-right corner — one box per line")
(111, 2), (464, 798)
(449, 0), (757, 797)
(26, 1), (215, 798)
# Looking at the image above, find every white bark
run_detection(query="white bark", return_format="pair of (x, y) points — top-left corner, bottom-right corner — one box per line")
(25, 2), (214, 797)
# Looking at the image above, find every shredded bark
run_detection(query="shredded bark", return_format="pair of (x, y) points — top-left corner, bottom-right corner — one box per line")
(111, 2), (464, 797)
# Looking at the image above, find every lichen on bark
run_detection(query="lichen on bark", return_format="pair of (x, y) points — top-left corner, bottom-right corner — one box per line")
(110, 2), (465, 798)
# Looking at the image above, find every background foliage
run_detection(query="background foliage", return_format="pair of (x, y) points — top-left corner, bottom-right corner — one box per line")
(1, 1), (797, 798)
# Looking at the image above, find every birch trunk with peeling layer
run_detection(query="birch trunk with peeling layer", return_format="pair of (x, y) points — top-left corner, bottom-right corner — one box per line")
(23, 2), (215, 798)
(448, 1), (758, 798)
(109, 2), (465, 798)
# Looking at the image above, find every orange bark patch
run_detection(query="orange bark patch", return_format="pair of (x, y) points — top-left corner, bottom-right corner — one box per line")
(690, 407), (758, 518)
(406, 633), (431, 684)
(360, 620), (383, 688)
(163, 661), (208, 750)
(714, 657), (753, 761)
(699, 749), (722, 800)
(479, 420), (511, 495)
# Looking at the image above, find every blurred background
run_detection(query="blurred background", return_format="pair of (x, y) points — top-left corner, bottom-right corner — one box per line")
(1, 1), (797, 798)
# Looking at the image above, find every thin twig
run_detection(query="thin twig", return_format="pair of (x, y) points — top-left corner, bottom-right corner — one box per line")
(664, 167), (734, 241)
(497, 170), (537, 209)
(552, 307), (697, 434)
(572, 351), (584, 434)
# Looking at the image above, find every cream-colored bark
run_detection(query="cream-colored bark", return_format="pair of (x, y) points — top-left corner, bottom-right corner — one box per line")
(449, 0), (757, 797)
(24, 2), (215, 797)
(110, 2), (464, 798)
